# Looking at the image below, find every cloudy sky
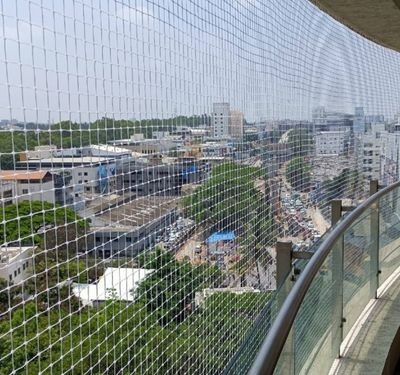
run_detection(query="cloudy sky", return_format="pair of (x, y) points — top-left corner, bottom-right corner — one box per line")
(1, 0), (400, 124)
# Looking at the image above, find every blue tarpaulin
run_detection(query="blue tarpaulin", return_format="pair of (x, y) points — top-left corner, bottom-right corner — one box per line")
(207, 231), (235, 243)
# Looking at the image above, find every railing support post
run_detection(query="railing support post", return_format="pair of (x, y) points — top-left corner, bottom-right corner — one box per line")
(276, 240), (294, 374)
(369, 180), (379, 196)
(276, 240), (292, 290)
(370, 180), (380, 299)
(331, 200), (344, 358)
(331, 199), (342, 226)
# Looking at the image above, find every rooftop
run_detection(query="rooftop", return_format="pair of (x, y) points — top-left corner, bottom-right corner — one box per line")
(21, 156), (114, 165)
(207, 231), (235, 243)
(0, 246), (36, 265)
(72, 267), (154, 306)
(93, 196), (180, 228)
(0, 170), (51, 181)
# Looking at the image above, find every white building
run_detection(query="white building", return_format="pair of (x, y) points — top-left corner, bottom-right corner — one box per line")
(229, 110), (244, 138)
(0, 170), (55, 204)
(212, 103), (230, 137)
(0, 246), (36, 284)
(361, 125), (384, 181)
(0, 180), (15, 205)
(315, 130), (350, 156)
(72, 267), (154, 307)
(380, 130), (400, 185)
(19, 157), (117, 197)
(200, 142), (234, 157)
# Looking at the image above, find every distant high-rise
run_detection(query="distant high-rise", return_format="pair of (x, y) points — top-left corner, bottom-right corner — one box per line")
(353, 107), (365, 134)
(212, 103), (230, 137)
(229, 110), (244, 138)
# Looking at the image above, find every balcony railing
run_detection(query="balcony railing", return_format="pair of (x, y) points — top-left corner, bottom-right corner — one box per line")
(247, 180), (400, 374)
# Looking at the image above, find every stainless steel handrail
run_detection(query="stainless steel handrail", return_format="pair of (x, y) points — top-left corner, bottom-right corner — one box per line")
(249, 180), (400, 375)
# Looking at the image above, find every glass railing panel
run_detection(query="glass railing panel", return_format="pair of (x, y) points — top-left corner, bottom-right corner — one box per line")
(274, 252), (334, 374)
(379, 188), (400, 285)
(295, 252), (334, 374)
(226, 260), (308, 375)
(342, 208), (373, 338)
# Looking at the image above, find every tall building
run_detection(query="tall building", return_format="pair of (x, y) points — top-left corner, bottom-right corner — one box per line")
(353, 107), (365, 134)
(360, 124), (384, 181)
(315, 130), (350, 156)
(229, 110), (244, 138)
(212, 103), (230, 137)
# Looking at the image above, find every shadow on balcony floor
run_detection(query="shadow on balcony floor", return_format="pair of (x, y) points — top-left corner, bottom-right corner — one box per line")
(331, 270), (400, 375)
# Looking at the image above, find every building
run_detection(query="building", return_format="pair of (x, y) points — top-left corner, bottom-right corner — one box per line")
(353, 107), (365, 134)
(72, 267), (154, 307)
(0, 170), (55, 204)
(200, 142), (234, 157)
(109, 136), (180, 155)
(0, 180), (15, 205)
(380, 130), (400, 185)
(312, 106), (353, 132)
(121, 159), (205, 196)
(360, 125), (384, 181)
(229, 110), (244, 138)
(91, 196), (179, 257)
(0, 246), (36, 284)
(18, 157), (117, 197)
(315, 130), (350, 156)
(212, 103), (230, 137)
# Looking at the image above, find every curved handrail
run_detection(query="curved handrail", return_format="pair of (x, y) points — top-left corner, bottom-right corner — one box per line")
(249, 180), (400, 375)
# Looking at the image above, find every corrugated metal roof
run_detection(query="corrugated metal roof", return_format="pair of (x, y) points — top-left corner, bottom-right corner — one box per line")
(0, 170), (50, 181)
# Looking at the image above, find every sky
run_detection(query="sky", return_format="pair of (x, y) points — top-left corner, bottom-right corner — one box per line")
(1, 0), (400, 124)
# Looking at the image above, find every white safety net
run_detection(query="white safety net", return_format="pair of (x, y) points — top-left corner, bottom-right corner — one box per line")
(0, 0), (400, 373)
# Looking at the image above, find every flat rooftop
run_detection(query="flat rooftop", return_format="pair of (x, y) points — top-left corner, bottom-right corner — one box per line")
(0, 246), (36, 264)
(93, 196), (180, 228)
(22, 156), (113, 165)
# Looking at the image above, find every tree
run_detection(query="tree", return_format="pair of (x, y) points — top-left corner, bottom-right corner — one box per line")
(0, 201), (88, 246)
(321, 168), (362, 201)
(184, 162), (264, 231)
(137, 248), (222, 324)
(286, 157), (311, 191)
(287, 128), (315, 157)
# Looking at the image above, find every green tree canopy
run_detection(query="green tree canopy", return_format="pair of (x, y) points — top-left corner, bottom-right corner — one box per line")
(287, 128), (315, 157)
(0, 201), (88, 245)
(184, 162), (263, 231)
(286, 156), (311, 191)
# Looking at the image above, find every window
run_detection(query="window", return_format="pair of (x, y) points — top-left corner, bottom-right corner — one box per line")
(78, 180), (82, 184)
(78, 172), (82, 176)
(14, 270), (17, 277)
(84, 172), (88, 176)
(22, 189), (28, 194)
(9, 275), (12, 282)
(18, 268), (21, 274)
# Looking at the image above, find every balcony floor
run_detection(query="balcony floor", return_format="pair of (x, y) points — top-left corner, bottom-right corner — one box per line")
(330, 268), (400, 374)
